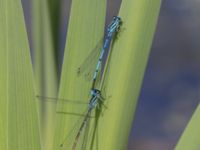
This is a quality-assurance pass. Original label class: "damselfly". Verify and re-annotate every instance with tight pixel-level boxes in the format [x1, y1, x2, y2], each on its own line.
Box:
[37, 16, 122, 150]
[77, 16, 122, 86]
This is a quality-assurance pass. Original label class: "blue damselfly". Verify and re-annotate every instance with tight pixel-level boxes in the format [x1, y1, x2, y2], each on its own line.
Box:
[37, 16, 122, 150]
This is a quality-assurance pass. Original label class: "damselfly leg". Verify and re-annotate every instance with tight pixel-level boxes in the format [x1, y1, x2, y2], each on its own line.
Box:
[36, 95, 97, 150]
[36, 16, 122, 150]
[59, 94, 105, 150]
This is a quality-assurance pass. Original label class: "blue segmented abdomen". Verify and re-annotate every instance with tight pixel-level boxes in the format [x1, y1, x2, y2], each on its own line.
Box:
[92, 34, 113, 82]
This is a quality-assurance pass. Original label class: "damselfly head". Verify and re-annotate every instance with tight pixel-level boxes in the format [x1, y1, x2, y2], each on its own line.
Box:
[91, 88, 101, 97]
[107, 16, 122, 34]
[113, 16, 121, 23]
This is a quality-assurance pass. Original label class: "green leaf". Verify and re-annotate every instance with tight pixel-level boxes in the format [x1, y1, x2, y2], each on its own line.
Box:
[0, 0, 41, 149]
[94, 0, 161, 149]
[0, 0, 8, 149]
[175, 104, 200, 150]
[53, 0, 161, 149]
[53, 0, 106, 149]
[32, 0, 58, 150]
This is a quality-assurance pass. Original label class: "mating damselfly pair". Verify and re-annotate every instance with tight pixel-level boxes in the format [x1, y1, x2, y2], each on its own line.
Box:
[37, 16, 122, 150]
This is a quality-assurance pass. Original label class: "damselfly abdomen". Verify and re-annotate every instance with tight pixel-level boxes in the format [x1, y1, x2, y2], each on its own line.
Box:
[36, 16, 122, 150]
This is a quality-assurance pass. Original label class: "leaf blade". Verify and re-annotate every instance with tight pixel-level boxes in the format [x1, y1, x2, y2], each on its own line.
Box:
[3, 0, 41, 149]
[53, 0, 107, 149]
[0, 0, 8, 149]
[95, 0, 161, 149]
[175, 104, 200, 150]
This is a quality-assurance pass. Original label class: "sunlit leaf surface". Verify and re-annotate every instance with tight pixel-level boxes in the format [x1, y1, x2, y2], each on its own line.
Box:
[0, 0, 41, 149]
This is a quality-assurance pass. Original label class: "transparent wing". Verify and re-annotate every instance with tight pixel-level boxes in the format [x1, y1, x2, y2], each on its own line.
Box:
[59, 109, 95, 150]
[80, 112, 92, 150]
[59, 105, 105, 150]
[36, 95, 91, 118]
[36, 95, 94, 149]
[77, 38, 103, 82]
[36, 95, 89, 105]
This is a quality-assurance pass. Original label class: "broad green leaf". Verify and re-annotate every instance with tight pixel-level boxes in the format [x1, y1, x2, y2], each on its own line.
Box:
[32, 0, 58, 150]
[175, 104, 200, 150]
[0, 0, 41, 149]
[0, 0, 8, 149]
[96, 0, 161, 149]
[53, 0, 106, 149]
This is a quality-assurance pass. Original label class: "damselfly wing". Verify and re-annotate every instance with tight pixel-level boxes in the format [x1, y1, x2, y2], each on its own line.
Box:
[77, 38, 103, 82]
[36, 95, 97, 150]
